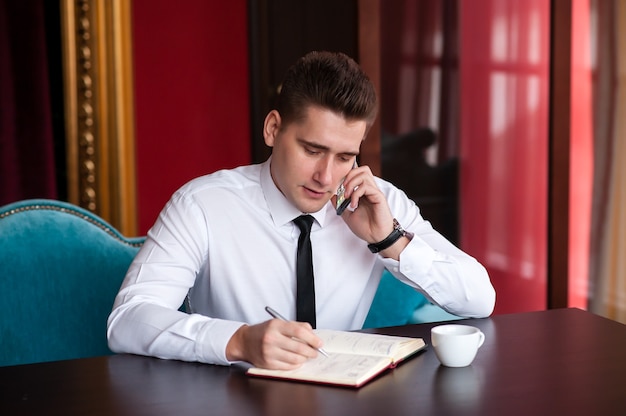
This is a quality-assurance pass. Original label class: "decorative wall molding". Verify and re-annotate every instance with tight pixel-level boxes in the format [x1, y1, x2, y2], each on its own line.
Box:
[60, 0, 138, 236]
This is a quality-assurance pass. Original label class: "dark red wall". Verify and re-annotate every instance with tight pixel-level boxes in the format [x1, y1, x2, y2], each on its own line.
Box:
[132, 0, 251, 234]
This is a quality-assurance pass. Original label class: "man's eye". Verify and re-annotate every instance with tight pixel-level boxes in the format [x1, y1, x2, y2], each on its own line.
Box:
[305, 148, 319, 155]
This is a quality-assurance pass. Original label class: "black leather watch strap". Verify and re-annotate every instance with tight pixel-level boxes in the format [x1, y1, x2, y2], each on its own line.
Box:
[367, 219, 407, 253]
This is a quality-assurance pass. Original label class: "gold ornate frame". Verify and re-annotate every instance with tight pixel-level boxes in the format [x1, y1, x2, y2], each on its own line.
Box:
[60, 0, 137, 236]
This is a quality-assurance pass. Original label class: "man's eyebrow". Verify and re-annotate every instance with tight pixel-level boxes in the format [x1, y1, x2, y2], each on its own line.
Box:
[297, 138, 359, 157]
[298, 138, 329, 151]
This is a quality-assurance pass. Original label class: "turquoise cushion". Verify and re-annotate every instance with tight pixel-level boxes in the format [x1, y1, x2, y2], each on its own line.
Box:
[363, 270, 462, 328]
[362, 270, 429, 328]
[0, 199, 144, 366]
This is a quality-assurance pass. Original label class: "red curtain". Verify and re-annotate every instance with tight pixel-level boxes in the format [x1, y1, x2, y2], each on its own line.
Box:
[459, 0, 550, 314]
[0, 0, 57, 206]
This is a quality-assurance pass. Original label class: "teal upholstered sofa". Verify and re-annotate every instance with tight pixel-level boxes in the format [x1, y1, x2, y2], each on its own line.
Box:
[0, 199, 144, 366]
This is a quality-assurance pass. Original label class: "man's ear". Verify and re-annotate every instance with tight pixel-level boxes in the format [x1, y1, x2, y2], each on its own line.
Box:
[263, 110, 281, 147]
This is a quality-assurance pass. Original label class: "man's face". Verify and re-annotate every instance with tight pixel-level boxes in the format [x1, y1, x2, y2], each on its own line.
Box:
[264, 106, 366, 214]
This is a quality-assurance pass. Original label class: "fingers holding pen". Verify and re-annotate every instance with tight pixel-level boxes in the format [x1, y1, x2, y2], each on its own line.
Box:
[228, 319, 323, 370]
[261, 319, 322, 367]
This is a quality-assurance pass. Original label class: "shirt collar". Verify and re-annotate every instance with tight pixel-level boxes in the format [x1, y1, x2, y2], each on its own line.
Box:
[260, 157, 334, 228]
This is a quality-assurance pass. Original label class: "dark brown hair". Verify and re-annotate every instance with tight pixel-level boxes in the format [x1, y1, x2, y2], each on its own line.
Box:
[276, 51, 378, 130]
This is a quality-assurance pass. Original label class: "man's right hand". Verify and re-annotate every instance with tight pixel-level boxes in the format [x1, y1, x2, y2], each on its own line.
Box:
[225, 319, 324, 369]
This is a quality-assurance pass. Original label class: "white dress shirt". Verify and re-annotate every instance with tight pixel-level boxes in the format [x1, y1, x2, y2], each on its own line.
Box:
[107, 158, 495, 365]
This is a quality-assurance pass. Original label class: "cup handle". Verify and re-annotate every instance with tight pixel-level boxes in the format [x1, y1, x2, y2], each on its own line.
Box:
[477, 331, 485, 349]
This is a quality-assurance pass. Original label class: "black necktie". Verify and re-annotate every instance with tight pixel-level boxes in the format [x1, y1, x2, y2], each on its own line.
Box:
[293, 215, 316, 328]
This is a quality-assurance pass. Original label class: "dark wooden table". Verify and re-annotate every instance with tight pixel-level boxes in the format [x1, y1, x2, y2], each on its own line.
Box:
[1, 308, 625, 415]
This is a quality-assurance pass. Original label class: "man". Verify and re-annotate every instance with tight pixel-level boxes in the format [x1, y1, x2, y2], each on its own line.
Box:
[107, 51, 495, 370]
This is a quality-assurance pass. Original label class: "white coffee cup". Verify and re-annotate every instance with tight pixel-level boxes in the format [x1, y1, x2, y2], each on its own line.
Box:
[431, 324, 485, 367]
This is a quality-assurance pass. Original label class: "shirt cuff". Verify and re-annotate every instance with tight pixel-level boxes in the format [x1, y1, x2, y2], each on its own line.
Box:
[379, 234, 452, 303]
[381, 234, 439, 277]
[195, 317, 247, 366]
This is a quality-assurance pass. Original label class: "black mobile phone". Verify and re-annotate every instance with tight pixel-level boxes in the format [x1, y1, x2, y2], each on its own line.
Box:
[336, 161, 358, 215]
[336, 182, 350, 215]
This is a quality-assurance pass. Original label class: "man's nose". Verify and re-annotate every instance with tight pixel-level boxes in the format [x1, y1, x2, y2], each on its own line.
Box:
[313, 157, 333, 186]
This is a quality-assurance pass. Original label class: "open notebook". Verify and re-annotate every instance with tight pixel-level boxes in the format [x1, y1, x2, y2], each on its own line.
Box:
[247, 329, 426, 388]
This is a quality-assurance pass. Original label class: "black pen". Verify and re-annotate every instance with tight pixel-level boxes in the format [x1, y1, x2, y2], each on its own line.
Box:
[265, 306, 329, 357]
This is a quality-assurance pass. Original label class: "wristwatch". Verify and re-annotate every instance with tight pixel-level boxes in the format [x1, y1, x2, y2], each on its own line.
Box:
[367, 219, 410, 253]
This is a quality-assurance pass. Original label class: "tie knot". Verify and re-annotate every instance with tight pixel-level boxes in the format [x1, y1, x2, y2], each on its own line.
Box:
[293, 215, 314, 233]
